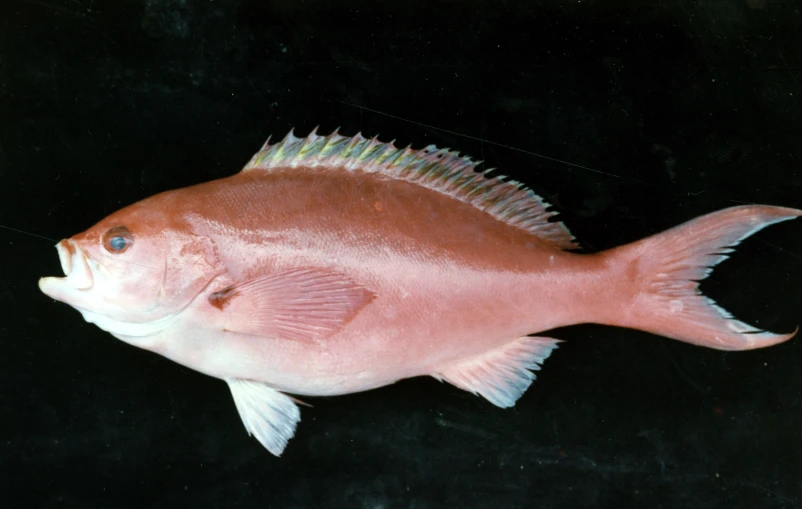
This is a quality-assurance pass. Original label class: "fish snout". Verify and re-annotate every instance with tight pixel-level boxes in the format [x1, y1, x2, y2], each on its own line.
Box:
[39, 239, 95, 296]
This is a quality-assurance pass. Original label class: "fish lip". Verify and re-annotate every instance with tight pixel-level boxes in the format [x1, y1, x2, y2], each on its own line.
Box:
[45, 239, 94, 290]
[56, 240, 74, 275]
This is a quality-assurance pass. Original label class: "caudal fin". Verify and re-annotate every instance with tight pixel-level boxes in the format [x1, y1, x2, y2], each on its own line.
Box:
[609, 205, 801, 351]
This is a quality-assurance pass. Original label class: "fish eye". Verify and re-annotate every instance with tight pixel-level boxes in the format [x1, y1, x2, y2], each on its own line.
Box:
[102, 226, 134, 254]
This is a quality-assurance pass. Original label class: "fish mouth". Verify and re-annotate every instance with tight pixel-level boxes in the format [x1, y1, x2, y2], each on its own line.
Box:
[39, 239, 95, 297]
[56, 239, 73, 276]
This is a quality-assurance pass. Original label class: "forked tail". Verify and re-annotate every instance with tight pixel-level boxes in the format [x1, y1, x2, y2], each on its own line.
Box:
[605, 205, 801, 350]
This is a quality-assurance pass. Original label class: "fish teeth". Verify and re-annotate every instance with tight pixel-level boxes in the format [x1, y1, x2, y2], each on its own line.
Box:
[56, 240, 73, 276]
[58, 240, 93, 290]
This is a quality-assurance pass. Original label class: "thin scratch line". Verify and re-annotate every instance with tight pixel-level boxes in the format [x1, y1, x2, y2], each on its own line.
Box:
[24, 0, 76, 15]
[0, 224, 57, 242]
[664, 344, 711, 395]
[338, 100, 649, 185]
[247, 77, 267, 105]
[24, 0, 95, 20]
[779, 50, 801, 91]
[738, 476, 798, 505]
[0, 223, 160, 271]
[757, 237, 802, 260]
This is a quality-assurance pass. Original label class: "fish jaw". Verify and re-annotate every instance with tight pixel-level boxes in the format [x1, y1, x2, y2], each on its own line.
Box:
[39, 239, 96, 303]
[38, 238, 189, 340]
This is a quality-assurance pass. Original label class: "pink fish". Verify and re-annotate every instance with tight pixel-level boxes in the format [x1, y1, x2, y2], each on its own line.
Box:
[39, 129, 800, 456]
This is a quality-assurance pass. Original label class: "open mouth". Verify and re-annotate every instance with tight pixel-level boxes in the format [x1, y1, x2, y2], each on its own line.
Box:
[49, 239, 94, 290]
[56, 239, 73, 275]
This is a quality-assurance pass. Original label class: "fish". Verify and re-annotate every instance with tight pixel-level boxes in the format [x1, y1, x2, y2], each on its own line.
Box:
[39, 128, 800, 456]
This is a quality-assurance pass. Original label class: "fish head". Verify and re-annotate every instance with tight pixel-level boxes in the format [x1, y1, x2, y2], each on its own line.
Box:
[38, 197, 220, 337]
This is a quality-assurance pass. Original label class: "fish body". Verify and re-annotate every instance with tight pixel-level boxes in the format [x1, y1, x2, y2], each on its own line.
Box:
[39, 130, 800, 455]
[126, 168, 599, 394]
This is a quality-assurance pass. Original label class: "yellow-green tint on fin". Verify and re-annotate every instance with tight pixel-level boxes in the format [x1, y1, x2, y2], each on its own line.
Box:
[241, 129, 579, 250]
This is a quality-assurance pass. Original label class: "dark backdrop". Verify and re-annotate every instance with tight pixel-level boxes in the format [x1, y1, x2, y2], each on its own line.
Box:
[2, 0, 801, 507]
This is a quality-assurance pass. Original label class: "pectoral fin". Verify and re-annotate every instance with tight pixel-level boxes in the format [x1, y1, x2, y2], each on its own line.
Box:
[433, 336, 561, 408]
[226, 378, 301, 456]
[209, 267, 375, 343]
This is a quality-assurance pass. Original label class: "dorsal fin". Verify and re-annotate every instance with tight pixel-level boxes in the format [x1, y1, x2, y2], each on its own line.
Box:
[242, 128, 579, 250]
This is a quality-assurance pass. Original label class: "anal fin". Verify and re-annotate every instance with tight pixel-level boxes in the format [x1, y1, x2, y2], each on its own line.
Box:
[433, 336, 561, 408]
[226, 378, 301, 456]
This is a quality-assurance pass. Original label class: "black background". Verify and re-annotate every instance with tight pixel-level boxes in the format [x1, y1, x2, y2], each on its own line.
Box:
[2, 0, 802, 507]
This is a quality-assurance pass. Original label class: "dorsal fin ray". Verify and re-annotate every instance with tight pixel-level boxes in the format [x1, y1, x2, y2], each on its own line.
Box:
[242, 129, 579, 250]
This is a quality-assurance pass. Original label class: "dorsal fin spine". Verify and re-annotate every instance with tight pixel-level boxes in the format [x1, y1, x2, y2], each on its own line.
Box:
[242, 129, 579, 250]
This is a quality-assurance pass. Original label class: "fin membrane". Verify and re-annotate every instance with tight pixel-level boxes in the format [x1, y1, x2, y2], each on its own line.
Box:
[227, 378, 300, 456]
[433, 336, 561, 408]
[621, 204, 801, 350]
[242, 129, 578, 250]
[210, 267, 375, 342]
